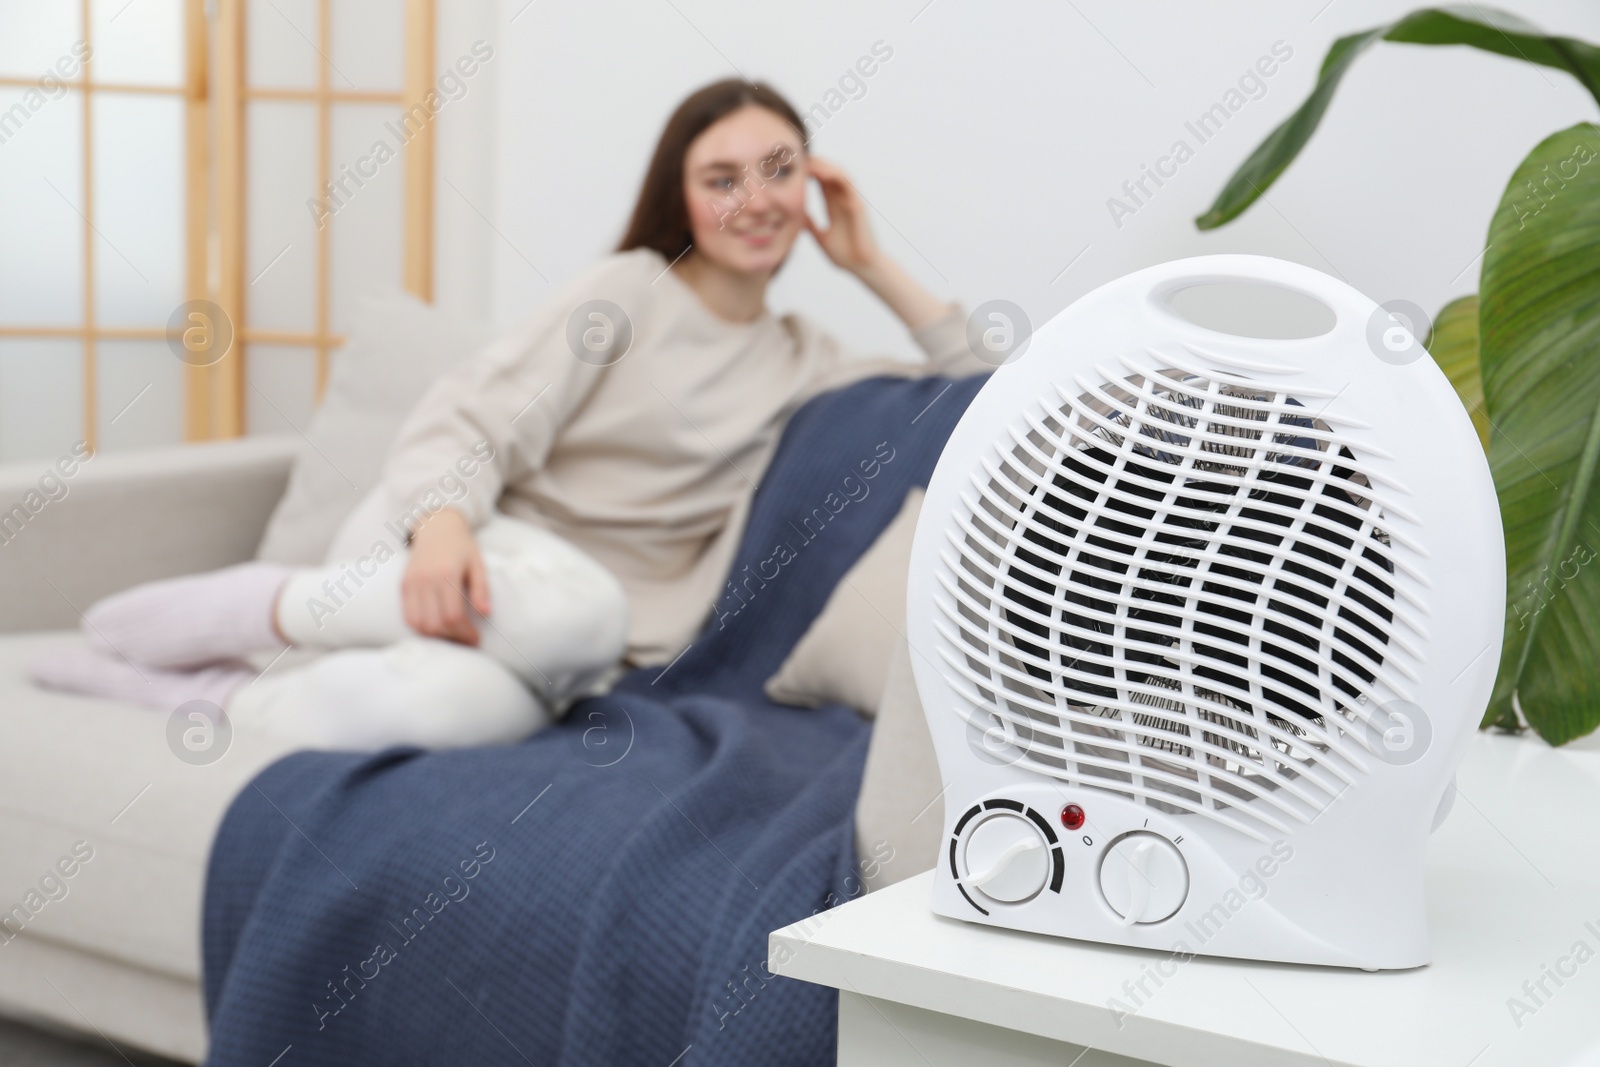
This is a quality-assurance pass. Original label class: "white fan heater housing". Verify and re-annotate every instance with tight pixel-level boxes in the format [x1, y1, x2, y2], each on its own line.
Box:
[908, 256, 1503, 969]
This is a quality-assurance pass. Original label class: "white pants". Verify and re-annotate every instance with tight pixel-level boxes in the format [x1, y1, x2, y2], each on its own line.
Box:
[230, 491, 629, 751]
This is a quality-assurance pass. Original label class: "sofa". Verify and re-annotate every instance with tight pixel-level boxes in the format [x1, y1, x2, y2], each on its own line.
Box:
[0, 436, 307, 1062]
[0, 301, 950, 1062]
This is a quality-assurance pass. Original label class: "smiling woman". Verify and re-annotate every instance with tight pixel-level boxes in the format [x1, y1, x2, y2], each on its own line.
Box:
[617, 81, 808, 271]
[33, 75, 993, 756]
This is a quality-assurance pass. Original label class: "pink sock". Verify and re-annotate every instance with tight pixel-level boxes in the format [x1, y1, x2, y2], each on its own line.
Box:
[29, 646, 254, 711]
[82, 562, 291, 670]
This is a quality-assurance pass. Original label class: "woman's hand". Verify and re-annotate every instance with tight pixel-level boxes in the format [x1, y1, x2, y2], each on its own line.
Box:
[804, 156, 883, 276]
[805, 156, 952, 333]
[402, 507, 492, 646]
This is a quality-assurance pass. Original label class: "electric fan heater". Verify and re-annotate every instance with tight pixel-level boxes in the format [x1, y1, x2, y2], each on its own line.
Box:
[908, 256, 1503, 969]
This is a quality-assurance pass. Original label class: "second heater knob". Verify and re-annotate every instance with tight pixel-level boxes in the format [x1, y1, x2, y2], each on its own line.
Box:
[1098, 832, 1188, 924]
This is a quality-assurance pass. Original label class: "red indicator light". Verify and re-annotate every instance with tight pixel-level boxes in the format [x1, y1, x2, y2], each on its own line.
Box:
[1060, 804, 1085, 831]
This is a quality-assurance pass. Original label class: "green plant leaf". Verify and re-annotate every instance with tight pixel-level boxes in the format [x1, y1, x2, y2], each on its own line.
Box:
[1479, 123, 1600, 744]
[1195, 8, 1600, 230]
[1424, 294, 1488, 450]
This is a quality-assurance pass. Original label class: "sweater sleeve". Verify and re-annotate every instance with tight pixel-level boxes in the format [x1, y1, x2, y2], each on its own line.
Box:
[909, 302, 995, 376]
[381, 316, 600, 532]
[382, 251, 663, 532]
[795, 301, 992, 404]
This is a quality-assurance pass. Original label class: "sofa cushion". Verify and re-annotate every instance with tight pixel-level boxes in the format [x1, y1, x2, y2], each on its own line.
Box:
[255, 293, 489, 565]
[763, 488, 923, 717]
[854, 635, 944, 892]
[0, 438, 295, 634]
[0, 632, 303, 982]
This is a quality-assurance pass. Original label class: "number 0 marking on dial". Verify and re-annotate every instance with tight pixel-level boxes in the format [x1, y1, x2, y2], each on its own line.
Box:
[1082, 835, 1092, 846]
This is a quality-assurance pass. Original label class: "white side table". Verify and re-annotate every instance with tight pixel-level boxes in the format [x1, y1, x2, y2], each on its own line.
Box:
[769, 732, 1600, 1066]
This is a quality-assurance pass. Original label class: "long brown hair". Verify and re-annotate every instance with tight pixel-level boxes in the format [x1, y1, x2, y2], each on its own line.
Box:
[617, 79, 806, 261]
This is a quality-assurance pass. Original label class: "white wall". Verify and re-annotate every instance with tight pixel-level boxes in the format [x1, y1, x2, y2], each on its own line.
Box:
[433, 0, 503, 324]
[472, 0, 1600, 357]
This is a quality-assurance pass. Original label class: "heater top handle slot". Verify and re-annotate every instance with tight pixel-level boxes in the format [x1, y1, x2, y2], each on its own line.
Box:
[1137, 255, 1370, 353]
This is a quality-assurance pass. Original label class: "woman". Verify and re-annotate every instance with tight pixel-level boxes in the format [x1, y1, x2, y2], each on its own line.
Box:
[32, 79, 989, 748]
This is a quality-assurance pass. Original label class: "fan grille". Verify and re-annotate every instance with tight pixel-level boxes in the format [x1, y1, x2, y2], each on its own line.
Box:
[935, 363, 1425, 841]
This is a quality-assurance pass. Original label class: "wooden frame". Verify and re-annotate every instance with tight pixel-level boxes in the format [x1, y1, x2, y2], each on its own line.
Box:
[404, 0, 436, 304]
[0, 0, 437, 447]
[183, 0, 213, 439]
[219, 0, 436, 429]
[0, 1, 192, 452]
[210, 0, 245, 439]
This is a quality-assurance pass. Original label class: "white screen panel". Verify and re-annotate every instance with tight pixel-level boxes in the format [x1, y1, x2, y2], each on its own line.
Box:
[88, 0, 182, 88]
[328, 103, 405, 333]
[0, 6, 82, 80]
[246, 0, 319, 89]
[246, 344, 317, 437]
[93, 93, 185, 327]
[331, 0, 403, 92]
[0, 87, 84, 326]
[95, 340, 184, 453]
[246, 99, 318, 332]
[0, 339, 83, 463]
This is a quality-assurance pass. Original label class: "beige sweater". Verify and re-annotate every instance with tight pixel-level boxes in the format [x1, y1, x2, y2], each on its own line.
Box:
[383, 248, 990, 666]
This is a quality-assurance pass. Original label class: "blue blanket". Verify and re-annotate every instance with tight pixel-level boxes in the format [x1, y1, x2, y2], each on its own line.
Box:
[201, 372, 985, 1066]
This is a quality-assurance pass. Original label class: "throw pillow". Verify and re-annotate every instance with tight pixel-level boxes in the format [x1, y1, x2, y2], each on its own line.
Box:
[763, 487, 923, 717]
[254, 293, 488, 564]
[855, 635, 944, 892]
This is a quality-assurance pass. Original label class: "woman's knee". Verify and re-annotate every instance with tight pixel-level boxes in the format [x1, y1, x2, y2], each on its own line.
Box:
[232, 640, 549, 750]
[380, 640, 550, 747]
[474, 520, 630, 692]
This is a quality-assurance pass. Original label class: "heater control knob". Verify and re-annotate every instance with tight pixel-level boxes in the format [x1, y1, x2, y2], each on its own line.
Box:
[963, 814, 1049, 903]
[1098, 833, 1188, 924]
